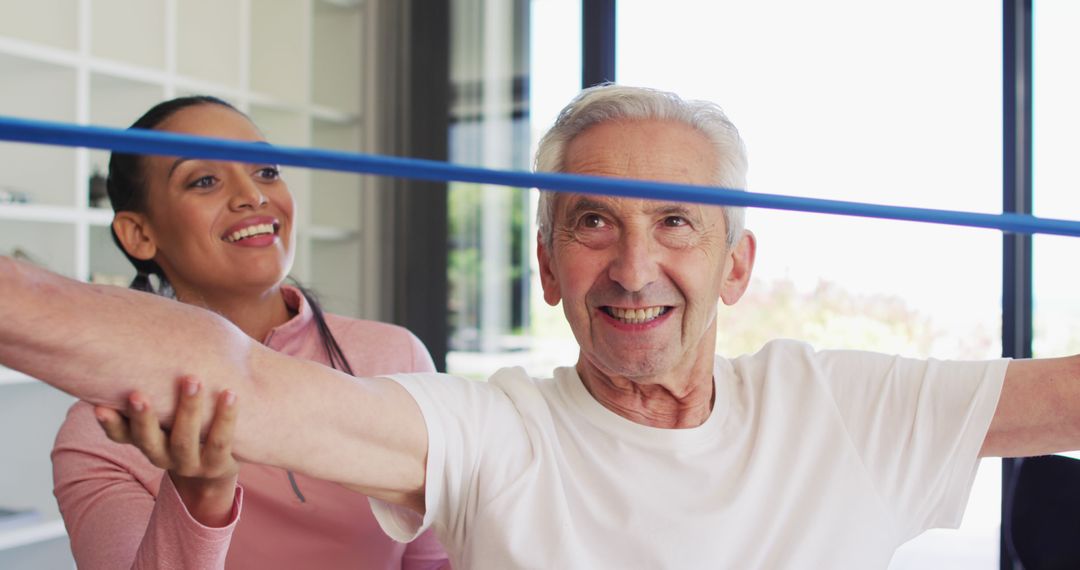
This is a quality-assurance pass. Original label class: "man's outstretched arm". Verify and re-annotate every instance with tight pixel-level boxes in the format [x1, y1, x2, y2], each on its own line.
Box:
[0, 256, 428, 511]
[982, 355, 1080, 458]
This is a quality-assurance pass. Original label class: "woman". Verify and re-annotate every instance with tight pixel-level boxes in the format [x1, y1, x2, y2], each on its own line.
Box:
[50, 96, 449, 569]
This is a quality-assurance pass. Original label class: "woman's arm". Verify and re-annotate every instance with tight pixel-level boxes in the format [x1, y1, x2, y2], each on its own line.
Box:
[3, 256, 428, 510]
[52, 402, 238, 570]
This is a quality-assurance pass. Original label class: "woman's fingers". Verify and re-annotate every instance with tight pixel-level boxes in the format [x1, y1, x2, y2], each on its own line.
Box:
[168, 377, 203, 475]
[94, 406, 132, 445]
[97, 378, 238, 480]
[127, 392, 171, 468]
[201, 390, 238, 473]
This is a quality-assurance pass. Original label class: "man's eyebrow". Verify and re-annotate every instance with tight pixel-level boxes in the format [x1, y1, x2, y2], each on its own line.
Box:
[561, 197, 614, 225]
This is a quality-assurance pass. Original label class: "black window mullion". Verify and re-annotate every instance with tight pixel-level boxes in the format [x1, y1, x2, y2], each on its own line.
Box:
[1000, 0, 1034, 568]
[582, 0, 616, 88]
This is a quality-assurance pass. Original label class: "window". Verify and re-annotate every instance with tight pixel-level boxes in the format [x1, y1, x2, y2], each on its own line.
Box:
[1033, 0, 1080, 360]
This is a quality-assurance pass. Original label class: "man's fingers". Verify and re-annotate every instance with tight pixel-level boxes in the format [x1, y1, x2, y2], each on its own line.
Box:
[94, 406, 132, 445]
[201, 390, 238, 470]
[168, 377, 203, 472]
[127, 392, 171, 468]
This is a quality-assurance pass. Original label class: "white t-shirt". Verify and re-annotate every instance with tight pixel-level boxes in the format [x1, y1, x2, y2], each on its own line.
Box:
[371, 340, 1008, 569]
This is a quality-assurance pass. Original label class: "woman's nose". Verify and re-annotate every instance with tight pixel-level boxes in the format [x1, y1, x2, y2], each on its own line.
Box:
[229, 175, 268, 210]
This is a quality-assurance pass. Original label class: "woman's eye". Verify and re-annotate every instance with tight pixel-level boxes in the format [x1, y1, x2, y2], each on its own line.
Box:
[663, 216, 688, 228]
[257, 166, 281, 180]
[188, 176, 216, 189]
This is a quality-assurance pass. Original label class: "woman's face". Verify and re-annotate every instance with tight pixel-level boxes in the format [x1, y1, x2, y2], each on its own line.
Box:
[137, 104, 296, 300]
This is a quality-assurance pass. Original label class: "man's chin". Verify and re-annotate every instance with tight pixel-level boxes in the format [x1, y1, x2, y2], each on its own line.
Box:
[581, 352, 677, 383]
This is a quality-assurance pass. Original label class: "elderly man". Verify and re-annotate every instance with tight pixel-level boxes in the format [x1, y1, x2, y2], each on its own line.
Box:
[2, 84, 1078, 568]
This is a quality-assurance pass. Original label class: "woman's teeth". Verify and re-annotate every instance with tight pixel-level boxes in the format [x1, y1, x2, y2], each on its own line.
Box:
[225, 223, 275, 243]
[605, 306, 668, 324]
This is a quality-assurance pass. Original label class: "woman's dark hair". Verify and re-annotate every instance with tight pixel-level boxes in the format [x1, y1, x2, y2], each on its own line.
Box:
[295, 285, 355, 375]
[110, 96, 354, 376]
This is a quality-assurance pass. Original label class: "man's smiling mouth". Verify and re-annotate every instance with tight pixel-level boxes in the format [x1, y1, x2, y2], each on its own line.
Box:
[602, 306, 671, 324]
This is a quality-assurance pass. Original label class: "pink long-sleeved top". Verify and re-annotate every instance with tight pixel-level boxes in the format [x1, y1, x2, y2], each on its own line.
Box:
[51, 286, 450, 569]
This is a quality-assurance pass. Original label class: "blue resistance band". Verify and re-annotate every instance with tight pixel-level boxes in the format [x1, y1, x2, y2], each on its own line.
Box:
[1, 114, 1078, 238]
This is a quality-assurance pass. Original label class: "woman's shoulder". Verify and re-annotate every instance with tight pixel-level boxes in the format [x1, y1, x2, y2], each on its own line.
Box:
[321, 313, 415, 343]
[54, 401, 110, 444]
[320, 313, 435, 375]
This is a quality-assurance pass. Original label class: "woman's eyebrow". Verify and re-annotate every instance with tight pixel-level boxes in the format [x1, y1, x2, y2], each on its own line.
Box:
[167, 145, 276, 179]
[167, 157, 195, 179]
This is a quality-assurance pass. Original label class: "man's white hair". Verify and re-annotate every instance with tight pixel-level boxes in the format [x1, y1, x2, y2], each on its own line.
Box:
[534, 84, 748, 250]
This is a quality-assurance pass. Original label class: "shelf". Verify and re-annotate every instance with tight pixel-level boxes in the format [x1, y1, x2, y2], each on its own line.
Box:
[318, 0, 365, 8]
[176, 0, 243, 88]
[87, 57, 171, 90]
[89, 225, 133, 286]
[0, 52, 77, 207]
[0, 1, 77, 52]
[0, 219, 76, 277]
[311, 237, 362, 317]
[245, 92, 307, 116]
[309, 104, 360, 125]
[311, 119, 362, 231]
[307, 225, 361, 242]
[0, 204, 112, 225]
[90, 0, 166, 70]
[249, 106, 309, 147]
[312, 0, 363, 115]
[173, 76, 248, 105]
[0, 36, 79, 70]
[0, 518, 66, 552]
[249, 0, 309, 105]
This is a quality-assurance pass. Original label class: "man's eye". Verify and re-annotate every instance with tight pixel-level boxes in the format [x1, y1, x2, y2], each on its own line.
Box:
[664, 216, 688, 227]
[580, 214, 606, 229]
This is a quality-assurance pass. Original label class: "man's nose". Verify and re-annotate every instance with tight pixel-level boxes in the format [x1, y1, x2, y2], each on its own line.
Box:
[607, 229, 660, 293]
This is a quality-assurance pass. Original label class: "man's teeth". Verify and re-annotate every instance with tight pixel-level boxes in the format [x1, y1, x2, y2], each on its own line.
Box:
[225, 223, 275, 243]
[607, 306, 667, 324]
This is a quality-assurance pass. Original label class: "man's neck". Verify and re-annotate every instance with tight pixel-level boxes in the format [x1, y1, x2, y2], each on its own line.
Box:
[575, 355, 716, 429]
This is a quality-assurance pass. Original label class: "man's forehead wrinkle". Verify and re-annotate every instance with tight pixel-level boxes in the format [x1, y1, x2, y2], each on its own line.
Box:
[564, 152, 630, 179]
[646, 202, 692, 215]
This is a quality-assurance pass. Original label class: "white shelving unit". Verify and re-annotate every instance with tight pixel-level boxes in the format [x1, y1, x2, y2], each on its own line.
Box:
[0, 0, 370, 565]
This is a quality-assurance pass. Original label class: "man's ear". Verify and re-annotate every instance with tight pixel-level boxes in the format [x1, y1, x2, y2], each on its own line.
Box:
[112, 212, 158, 261]
[719, 230, 756, 306]
[537, 232, 562, 306]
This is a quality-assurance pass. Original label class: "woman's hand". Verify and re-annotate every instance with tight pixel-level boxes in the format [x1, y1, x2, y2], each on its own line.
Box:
[95, 377, 240, 527]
